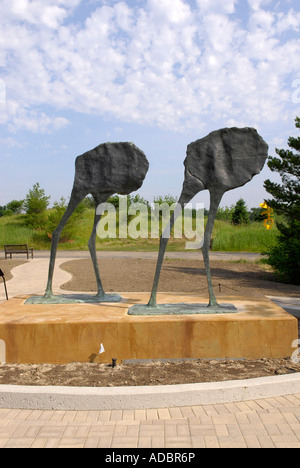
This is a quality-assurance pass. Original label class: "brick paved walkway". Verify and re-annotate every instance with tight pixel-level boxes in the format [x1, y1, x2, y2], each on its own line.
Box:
[1, 394, 300, 448]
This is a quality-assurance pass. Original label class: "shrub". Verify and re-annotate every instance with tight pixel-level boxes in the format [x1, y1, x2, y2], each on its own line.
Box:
[263, 117, 300, 284]
[24, 183, 50, 229]
[231, 199, 250, 225]
[46, 197, 87, 242]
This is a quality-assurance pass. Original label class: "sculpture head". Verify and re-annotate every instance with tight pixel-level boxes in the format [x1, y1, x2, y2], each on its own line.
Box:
[74, 142, 149, 196]
[185, 127, 269, 194]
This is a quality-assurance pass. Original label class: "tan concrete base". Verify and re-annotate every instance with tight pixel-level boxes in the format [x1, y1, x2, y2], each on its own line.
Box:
[0, 293, 297, 364]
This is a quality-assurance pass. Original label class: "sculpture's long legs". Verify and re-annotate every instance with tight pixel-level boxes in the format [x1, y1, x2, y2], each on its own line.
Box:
[88, 194, 113, 298]
[45, 191, 84, 298]
[147, 205, 182, 307]
[202, 190, 224, 308]
[147, 170, 224, 309]
[148, 178, 202, 308]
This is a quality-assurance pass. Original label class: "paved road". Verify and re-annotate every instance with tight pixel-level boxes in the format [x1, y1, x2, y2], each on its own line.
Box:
[0, 253, 300, 449]
[2, 249, 261, 261]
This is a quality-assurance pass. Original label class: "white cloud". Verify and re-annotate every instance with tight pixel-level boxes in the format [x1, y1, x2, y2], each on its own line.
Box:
[275, 9, 300, 34]
[3, 0, 80, 28]
[1, 104, 70, 134]
[0, 0, 300, 133]
[247, 0, 273, 12]
[196, 0, 238, 14]
[249, 8, 275, 30]
[148, 0, 192, 24]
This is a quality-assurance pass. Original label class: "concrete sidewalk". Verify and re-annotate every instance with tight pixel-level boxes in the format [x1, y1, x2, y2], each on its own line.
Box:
[6, 249, 262, 261]
[0, 256, 300, 448]
[0, 257, 75, 302]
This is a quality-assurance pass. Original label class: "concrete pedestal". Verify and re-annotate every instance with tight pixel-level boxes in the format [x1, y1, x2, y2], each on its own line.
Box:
[0, 293, 297, 364]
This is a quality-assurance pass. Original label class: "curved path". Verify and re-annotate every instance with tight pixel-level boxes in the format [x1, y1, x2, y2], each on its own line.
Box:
[0, 258, 73, 302]
[24, 249, 262, 261]
[0, 253, 299, 448]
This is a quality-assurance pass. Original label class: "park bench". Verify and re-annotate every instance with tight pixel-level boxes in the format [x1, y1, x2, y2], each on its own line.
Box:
[4, 244, 34, 260]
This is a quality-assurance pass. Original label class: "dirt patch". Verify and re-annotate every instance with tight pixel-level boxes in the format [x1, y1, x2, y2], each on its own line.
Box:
[0, 256, 299, 387]
[60, 257, 300, 298]
[1, 358, 300, 387]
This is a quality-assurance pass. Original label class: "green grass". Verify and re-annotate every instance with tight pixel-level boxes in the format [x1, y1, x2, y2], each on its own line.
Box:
[0, 215, 45, 247]
[0, 212, 279, 252]
[212, 220, 279, 252]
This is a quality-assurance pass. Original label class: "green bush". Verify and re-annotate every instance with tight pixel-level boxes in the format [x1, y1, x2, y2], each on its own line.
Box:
[265, 225, 300, 284]
[231, 199, 250, 225]
[46, 197, 87, 243]
[263, 117, 300, 284]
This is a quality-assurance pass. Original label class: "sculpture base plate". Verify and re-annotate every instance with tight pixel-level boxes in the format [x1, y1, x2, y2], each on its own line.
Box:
[0, 293, 297, 364]
[128, 303, 237, 315]
[25, 293, 122, 305]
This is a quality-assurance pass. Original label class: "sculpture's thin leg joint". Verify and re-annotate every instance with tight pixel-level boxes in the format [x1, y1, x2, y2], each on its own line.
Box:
[89, 193, 114, 298]
[88, 209, 105, 298]
[202, 191, 223, 308]
[148, 184, 198, 307]
[45, 193, 83, 298]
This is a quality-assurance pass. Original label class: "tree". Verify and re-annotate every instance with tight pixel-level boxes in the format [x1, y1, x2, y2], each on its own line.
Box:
[0, 200, 24, 217]
[263, 117, 300, 284]
[249, 206, 268, 222]
[0, 205, 10, 217]
[231, 199, 250, 225]
[153, 194, 178, 206]
[24, 183, 50, 229]
[107, 195, 122, 211]
[6, 200, 24, 214]
[216, 205, 234, 221]
[81, 196, 95, 209]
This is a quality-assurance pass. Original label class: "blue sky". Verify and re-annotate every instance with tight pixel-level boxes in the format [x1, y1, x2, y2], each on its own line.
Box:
[1, 0, 300, 209]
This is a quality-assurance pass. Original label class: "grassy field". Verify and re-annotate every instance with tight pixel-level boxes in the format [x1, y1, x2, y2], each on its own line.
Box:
[0, 210, 279, 252]
[211, 220, 278, 253]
